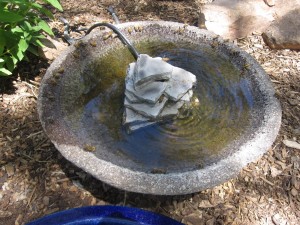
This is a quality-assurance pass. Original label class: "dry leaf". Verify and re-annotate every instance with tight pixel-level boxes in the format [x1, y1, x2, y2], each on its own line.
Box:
[282, 140, 300, 150]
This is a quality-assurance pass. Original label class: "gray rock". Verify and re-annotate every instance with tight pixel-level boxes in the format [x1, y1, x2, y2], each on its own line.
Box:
[124, 96, 168, 118]
[181, 90, 194, 102]
[123, 108, 157, 132]
[292, 128, 300, 136]
[133, 54, 173, 87]
[264, 0, 276, 7]
[272, 213, 288, 225]
[124, 54, 196, 130]
[262, 8, 300, 50]
[201, 0, 299, 40]
[160, 100, 185, 118]
[124, 90, 140, 103]
[123, 108, 150, 125]
[125, 63, 135, 81]
[164, 67, 196, 101]
[126, 76, 167, 104]
[127, 121, 156, 132]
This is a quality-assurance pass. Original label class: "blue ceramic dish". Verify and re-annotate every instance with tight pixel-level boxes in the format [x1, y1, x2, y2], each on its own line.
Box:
[26, 205, 184, 225]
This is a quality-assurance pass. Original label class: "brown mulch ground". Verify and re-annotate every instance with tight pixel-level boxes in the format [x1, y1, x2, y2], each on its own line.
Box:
[0, 1, 300, 224]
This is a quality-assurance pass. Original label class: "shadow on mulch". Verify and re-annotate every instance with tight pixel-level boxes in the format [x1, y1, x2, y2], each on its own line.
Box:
[58, 155, 194, 212]
[0, 55, 49, 95]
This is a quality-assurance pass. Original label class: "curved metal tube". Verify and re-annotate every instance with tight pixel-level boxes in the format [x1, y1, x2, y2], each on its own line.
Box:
[107, 6, 120, 24]
[86, 23, 139, 60]
[59, 18, 139, 60]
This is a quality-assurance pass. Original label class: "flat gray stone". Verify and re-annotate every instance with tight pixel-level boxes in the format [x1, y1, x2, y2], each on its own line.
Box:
[126, 76, 167, 104]
[180, 90, 194, 102]
[125, 63, 135, 82]
[159, 100, 185, 118]
[262, 8, 300, 50]
[128, 121, 156, 132]
[164, 67, 196, 101]
[123, 108, 150, 125]
[134, 54, 173, 87]
[124, 90, 140, 103]
[123, 108, 156, 132]
[124, 96, 168, 118]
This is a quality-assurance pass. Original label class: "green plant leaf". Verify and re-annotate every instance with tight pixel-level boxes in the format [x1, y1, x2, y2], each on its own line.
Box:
[11, 47, 24, 61]
[27, 45, 39, 56]
[0, 0, 62, 77]
[1, 0, 28, 4]
[32, 34, 46, 39]
[21, 21, 32, 31]
[31, 3, 54, 19]
[25, 33, 32, 42]
[10, 54, 18, 65]
[31, 38, 44, 48]
[0, 10, 24, 23]
[0, 32, 5, 54]
[0, 67, 12, 76]
[11, 26, 24, 33]
[31, 26, 42, 32]
[38, 20, 54, 36]
[42, 0, 63, 11]
[3, 31, 20, 49]
[18, 39, 29, 52]
[3, 56, 15, 71]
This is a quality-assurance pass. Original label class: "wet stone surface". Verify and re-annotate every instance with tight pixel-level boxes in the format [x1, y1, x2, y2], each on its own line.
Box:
[123, 54, 196, 132]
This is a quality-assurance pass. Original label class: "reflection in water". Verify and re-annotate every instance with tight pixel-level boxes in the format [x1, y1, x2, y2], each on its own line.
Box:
[66, 41, 255, 171]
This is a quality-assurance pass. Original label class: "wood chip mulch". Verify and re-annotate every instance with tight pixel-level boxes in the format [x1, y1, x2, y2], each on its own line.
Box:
[0, 1, 299, 224]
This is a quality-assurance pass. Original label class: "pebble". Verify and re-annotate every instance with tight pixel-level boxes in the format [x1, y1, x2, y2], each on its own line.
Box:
[288, 98, 298, 106]
[43, 196, 50, 206]
[264, 0, 275, 7]
[253, 44, 263, 49]
[272, 213, 287, 225]
[290, 188, 298, 197]
[97, 200, 107, 206]
[292, 128, 300, 135]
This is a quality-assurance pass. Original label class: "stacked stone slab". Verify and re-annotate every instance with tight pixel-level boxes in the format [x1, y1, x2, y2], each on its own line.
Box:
[123, 54, 196, 131]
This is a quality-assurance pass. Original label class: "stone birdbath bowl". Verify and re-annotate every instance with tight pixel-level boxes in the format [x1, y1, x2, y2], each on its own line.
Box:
[38, 21, 281, 195]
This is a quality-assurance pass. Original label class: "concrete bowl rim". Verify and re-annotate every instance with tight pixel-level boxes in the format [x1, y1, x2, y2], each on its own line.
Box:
[38, 21, 282, 195]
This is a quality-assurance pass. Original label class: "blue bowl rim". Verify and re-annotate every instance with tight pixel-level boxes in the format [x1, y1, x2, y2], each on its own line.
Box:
[26, 205, 183, 225]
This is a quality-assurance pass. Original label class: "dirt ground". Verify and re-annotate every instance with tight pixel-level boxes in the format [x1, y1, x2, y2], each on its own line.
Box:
[0, 1, 300, 224]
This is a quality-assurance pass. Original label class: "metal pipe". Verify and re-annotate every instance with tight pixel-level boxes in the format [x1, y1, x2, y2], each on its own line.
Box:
[86, 23, 139, 60]
[59, 18, 139, 60]
[107, 6, 120, 24]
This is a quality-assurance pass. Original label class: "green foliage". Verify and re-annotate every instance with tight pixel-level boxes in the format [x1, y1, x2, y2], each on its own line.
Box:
[0, 0, 63, 76]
